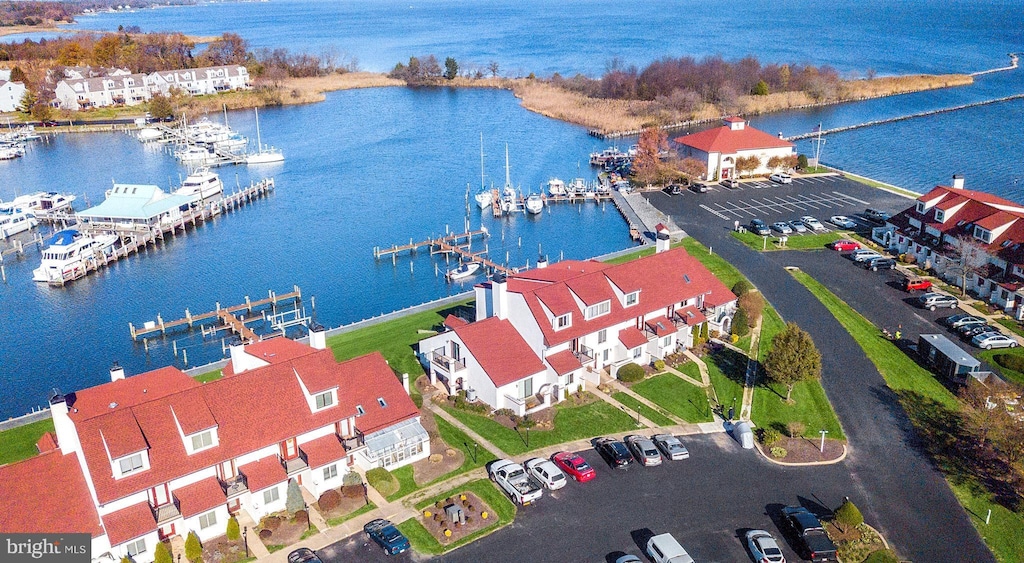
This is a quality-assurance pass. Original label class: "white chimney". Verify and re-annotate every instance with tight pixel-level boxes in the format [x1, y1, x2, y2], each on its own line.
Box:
[309, 323, 326, 350]
[951, 174, 965, 189]
[109, 362, 125, 382]
[228, 337, 247, 372]
[48, 389, 81, 455]
[537, 255, 548, 269]
[474, 284, 490, 321]
[655, 225, 671, 253]
[402, 373, 410, 395]
[492, 273, 509, 320]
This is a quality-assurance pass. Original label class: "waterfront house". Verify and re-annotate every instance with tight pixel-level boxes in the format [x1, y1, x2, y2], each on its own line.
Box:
[673, 117, 795, 181]
[54, 73, 153, 111]
[149, 65, 251, 96]
[0, 79, 26, 112]
[0, 334, 427, 563]
[417, 236, 736, 415]
[873, 175, 1024, 318]
[76, 184, 198, 231]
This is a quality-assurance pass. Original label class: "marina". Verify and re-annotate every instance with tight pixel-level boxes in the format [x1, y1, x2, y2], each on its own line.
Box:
[129, 286, 303, 341]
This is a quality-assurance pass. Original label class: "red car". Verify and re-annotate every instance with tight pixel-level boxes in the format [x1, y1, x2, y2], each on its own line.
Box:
[904, 277, 933, 292]
[831, 239, 861, 252]
[551, 451, 596, 482]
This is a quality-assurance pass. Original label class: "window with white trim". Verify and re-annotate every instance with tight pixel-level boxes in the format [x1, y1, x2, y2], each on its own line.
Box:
[934, 209, 945, 222]
[633, 347, 642, 358]
[624, 291, 639, 307]
[126, 538, 146, 557]
[199, 510, 217, 530]
[585, 300, 611, 320]
[263, 487, 280, 504]
[554, 314, 571, 330]
[323, 464, 338, 480]
[315, 391, 334, 409]
[191, 430, 213, 451]
[916, 202, 926, 213]
[118, 453, 144, 476]
[974, 226, 991, 243]
[598, 329, 607, 344]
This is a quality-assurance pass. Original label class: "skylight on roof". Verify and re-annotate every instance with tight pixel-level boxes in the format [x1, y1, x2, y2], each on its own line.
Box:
[377, 397, 387, 408]
[683, 274, 691, 283]
[1002, 240, 1013, 248]
[356, 405, 365, 416]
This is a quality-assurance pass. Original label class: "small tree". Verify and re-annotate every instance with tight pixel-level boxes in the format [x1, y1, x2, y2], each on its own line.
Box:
[631, 127, 670, 185]
[834, 497, 864, 529]
[947, 234, 987, 297]
[487, 61, 500, 77]
[154, 541, 172, 563]
[443, 57, 459, 80]
[285, 478, 305, 514]
[732, 308, 750, 337]
[226, 515, 240, 541]
[149, 93, 174, 120]
[19, 89, 37, 113]
[732, 280, 754, 296]
[797, 154, 809, 169]
[735, 155, 761, 177]
[31, 102, 52, 123]
[763, 322, 822, 402]
[766, 155, 785, 171]
[184, 531, 202, 563]
[9, 66, 27, 84]
[738, 291, 765, 326]
[787, 421, 806, 438]
[751, 79, 769, 96]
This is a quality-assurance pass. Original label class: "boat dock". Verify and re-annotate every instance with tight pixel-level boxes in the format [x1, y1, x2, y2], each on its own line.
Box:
[489, 189, 613, 217]
[144, 124, 248, 167]
[373, 226, 516, 276]
[129, 286, 302, 341]
[44, 178, 274, 286]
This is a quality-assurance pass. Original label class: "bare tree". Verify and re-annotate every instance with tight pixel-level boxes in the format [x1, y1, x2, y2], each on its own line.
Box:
[487, 61, 500, 78]
[947, 234, 989, 297]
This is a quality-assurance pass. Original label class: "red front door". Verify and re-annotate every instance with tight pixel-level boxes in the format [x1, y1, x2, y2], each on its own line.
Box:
[281, 438, 297, 460]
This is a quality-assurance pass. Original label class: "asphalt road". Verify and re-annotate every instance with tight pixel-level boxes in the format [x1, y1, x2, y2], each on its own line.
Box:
[320, 434, 862, 563]
[649, 175, 995, 562]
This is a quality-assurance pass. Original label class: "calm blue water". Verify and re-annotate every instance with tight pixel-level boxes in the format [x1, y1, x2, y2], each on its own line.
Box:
[0, 88, 628, 417]
[2, 0, 1024, 418]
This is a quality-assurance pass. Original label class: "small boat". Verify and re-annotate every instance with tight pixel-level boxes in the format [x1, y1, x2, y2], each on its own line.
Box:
[547, 178, 566, 196]
[137, 127, 163, 142]
[245, 107, 285, 164]
[175, 145, 214, 164]
[0, 207, 38, 239]
[475, 189, 493, 209]
[32, 230, 119, 284]
[589, 146, 627, 166]
[567, 178, 587, 195]
[446, 262, 481, 281]
[1, 192, 76, 214]
[525, 193, 544, 214]
[0, 144, 24, 160]
[175, 168, 224, 202]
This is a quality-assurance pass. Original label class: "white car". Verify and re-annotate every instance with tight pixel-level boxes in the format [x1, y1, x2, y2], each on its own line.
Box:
[830, 215, 857, 229]
[788, 220, 808, 233]
[972, 332, 1019, 350]
[771, 222, 793, 235]
[769, 172, 792, 184]
[625, 435, 662, 466]
[850, 249, 882, 262]
[652, 434, 689, 460]
[801, 216, 825, 231]
[523, 458, 568, 490]
[746, 529, 786, 563]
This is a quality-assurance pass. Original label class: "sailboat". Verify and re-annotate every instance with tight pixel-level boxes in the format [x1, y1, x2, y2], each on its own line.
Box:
[474, 133, 492, 209]
[499, 143, 518, 214]
[245, 107, 285, 164]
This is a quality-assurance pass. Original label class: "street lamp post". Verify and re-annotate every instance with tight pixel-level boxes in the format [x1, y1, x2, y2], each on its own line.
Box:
[304, 502, 311, 531]
[243, 526, 248, 558]
[819, 429, 829, 453]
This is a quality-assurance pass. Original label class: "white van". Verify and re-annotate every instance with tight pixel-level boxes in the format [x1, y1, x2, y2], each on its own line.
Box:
[646, 533, 695, 563]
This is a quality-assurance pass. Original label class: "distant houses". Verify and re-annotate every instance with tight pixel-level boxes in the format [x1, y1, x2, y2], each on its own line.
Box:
[53, 65, 251, 111]
[0, 79, 27, 112]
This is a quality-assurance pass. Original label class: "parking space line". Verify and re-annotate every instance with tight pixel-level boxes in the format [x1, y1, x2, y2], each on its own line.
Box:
[834, 191, 871, 205]
[791, 195, 826, 210]
[699, 204, 730, 220]
[769, 197, 804, 212]
[712, 203, 745, 218]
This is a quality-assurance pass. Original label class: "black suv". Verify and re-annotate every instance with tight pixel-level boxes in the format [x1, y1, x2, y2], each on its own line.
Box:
[748, 219, 771, 236]
[595, 437, 633, 469]
[862, 256, 896, 271]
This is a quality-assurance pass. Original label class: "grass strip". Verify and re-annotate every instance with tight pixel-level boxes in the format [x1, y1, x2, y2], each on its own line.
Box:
[976, 347, 1024, 388]
[193, 369, 222, 383]
[631, 374, 713, 423]
[0, 418, 55, 466]
[326, 502, 375, 527]
[610, 392, 677, 427]
[731, 230, 845, 251]
[679, 237, 744, 288]
[751, 380, 845, 439]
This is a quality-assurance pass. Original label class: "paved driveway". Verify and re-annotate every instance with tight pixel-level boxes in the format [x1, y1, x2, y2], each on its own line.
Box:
[648, 181, 995, 562]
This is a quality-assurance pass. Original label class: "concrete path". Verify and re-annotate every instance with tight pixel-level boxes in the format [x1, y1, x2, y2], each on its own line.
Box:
[427, 402, 508, 459]
[740, 315, 763, 421]
[678, 351, 711, 386]
[602, 377, 686, 425]
[300, 487, 329, 532]
[588, 384, 659, 429]
[235, 511, 271, 559]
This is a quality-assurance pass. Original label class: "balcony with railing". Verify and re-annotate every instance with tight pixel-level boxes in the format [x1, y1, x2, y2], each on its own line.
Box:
[431, 351, 467, 375]
[151, 496, 181, 525]
[280, 448, 308, 475]
[220, 472, 248, 499]
[572, 344, 595, 365]
[341, 433, 366, 453]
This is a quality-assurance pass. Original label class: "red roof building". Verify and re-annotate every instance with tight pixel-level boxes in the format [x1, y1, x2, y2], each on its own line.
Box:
[673, 117, 794, 181]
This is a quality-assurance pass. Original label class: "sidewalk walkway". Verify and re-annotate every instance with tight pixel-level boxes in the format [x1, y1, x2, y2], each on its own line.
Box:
[235, 511, 271, 559]
[299, 487, 329, 532]
[740, 315, 763, 421]
[589, 381, 659, 429]
[427, 402, 508, 459]
[603, 378, 686, 425]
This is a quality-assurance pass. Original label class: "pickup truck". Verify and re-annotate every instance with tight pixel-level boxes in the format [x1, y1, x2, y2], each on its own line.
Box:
[781, 506, 838, 562]
[904, 276, 933, 292]
[489, 459, 543, 505]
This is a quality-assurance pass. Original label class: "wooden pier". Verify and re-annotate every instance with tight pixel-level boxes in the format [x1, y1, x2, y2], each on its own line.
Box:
[129, 286, 302, 340]
[45, 178, 274, 286]
[145, 124, 248, 167]
[373, 226, 518, 276]
[490, 188, 613, 218]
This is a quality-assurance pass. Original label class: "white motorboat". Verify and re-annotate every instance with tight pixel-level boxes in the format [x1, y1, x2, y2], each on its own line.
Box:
[1, 191, 76, 214]
[32, 230, 119, 284]
[137, 127, 163, 142]
[175, 168, 224, 202]
[175, 145, 214, 164]
[547, 178, 566, 196]
[245, 107, 285, 164]
[567, 178, 587, 195]
[0, 207, 38, 239]
[525, 193, 544, 214]
[446, 262, 481, 281]
[0, 144, 23, 160]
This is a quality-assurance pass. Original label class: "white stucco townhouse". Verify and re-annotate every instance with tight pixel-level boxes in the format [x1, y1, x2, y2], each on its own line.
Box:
[0, 80, 26, 112]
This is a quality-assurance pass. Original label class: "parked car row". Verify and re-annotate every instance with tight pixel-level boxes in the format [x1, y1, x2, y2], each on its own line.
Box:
[942, 313, 1019, 349]
[748, 216, 828, 236]
[838, 247, 896, 271]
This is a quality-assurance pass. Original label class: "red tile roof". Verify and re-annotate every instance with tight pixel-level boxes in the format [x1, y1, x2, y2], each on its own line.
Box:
[674, 306, 707, 326]
[68, 366, 198, 420]
[168, 394, 217, 435]
[36, 431, 58, 453]
[98, 408, 148, 458]
[74, 345, 417, 504]
[102, 502, 156, 545]
[239, 457, 287, 493]
[619, 327, 648, 349]
[452, 317, 547, 387]
[545, 350, 583, 376]
[645, 316, 677, 336]
[511, 248, 733, 347]
[674, 123, 793, 154]
[222, 337, 315, 377]
[175, 476, 225, 518]
[301, 433, 347, 469]
[0, 451, 103, 536]
[444, 314, 469, 328]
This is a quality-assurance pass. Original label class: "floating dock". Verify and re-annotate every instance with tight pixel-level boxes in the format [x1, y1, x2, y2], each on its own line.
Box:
[373, 227, 518, 277]
[129, 286, 302, 341]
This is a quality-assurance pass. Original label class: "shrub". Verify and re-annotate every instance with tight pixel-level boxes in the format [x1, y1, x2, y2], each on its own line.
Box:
[184, 532, 202, 563]
[834, 497, 865, 528]
[517, 415, 537, 429]
[863, 549, 899, 563]
[258, 528, 273, 540]
[154, 542, 172, 563]
[318, 489, 342, 511]
[286, 478, 305, 514]
[293, 510, 309, 525]
[121, 557, 131, 563]
[787, 421, 806, 438]
[226, 515, 240, 541]
[493, 408, 516, 419]
[342, 471, 363, 487]
[770, 446, 787, 458]
[733, 308, 750, 337]
[367, 467, 398, 496]
[453, 390, 492, 414]
[653, 359, 666, 371]
[732, 280, 754, 296]
[730, 333, 740, 344]
[617, 363, 645, 382]
[797, 154, 809, 169]
[760, 428, 782, 446]
[994, 353, 1024, 374]
[262, 515, 282, 531]
[752, 80, 769, 96]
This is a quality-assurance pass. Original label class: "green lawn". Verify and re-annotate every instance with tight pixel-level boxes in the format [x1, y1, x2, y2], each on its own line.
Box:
[442, 399, 637, 456]
[792, 269, 1023, 561]
[326, 502, 375, 527]
[386, 465, 419, 502]
[995, 317, 1024, 339]
[631, 374, 713, 423]
[752, 380, 845, 439]
[398, 479, 516, 555]
[704, 349, 747, 411]
[976, 347, 1024, 388]
[611, 392, 677, 427]
[193, 369, 222, 383]
[679, 238, 745, 288]
[603, 247, 657, 265]
[755, 306, 787, 362]
[0, 418, 55, 466]
[731, 230, 845, 252]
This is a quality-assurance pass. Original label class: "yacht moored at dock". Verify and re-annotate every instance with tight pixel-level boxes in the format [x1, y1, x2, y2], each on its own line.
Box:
[0, 207, 38, 239]
[174, 168, 224, 202]
[0, 192, 76, 216]
[525, 193, 544, 214]
[547, 178, 566, 196]
[446, 261, 482, 281]
[32, 230, 119, 284]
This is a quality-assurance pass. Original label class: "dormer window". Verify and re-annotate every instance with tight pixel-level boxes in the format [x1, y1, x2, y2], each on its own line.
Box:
[118, 453, 144, 475]
[975, 226, 992, 243]
[315, 390, 335, 410]
[624, 291, 639, 307]
[554, 313, 571, 331]
[585, 300, 611, 320]
[934, 210, 945, 222]
[916, 202, 926, 213]
[191, 430, 213, 451]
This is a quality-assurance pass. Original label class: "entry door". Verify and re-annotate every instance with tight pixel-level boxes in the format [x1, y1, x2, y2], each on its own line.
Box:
[282, 438, 297, 460]
[153, 484, 170, 506]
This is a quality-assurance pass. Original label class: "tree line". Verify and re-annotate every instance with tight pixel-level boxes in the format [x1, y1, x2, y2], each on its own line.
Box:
[0, 0, 194, 27]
